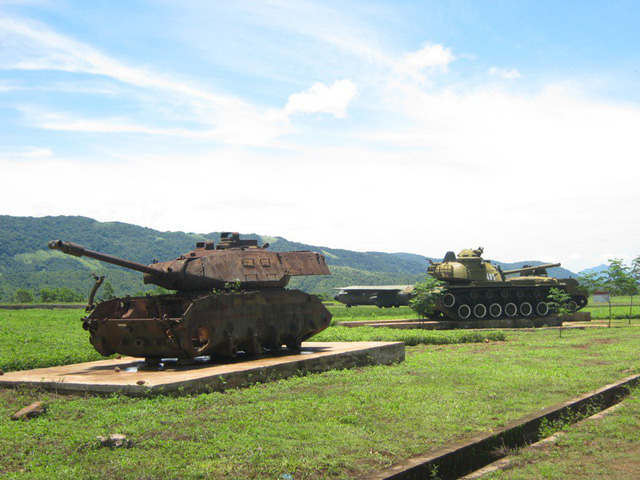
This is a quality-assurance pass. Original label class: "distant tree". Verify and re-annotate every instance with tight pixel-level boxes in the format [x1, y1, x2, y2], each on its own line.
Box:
[59, 288, 84, 303]
[153, 286, 174, 295]
[605, 258, 636, 296]
[39, 287, 83, 303]
[629, 256, 640, 322]
[631, 256, 640, 290]
[39, 288, 55, 303]
[14, 289, 35, 303]
[131, 286, 176, 297]
[100, 282, 116, 301]
[577, 271, 606, 295]
[312, 293, 333, 302]
[409, 277, 443, 318]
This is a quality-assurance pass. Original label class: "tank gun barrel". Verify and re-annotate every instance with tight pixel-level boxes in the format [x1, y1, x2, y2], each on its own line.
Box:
[48, 240, 163, 277]
[502, 263, 561, 276]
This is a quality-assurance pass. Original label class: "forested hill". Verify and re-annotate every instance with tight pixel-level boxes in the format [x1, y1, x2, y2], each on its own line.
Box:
[0, 215, 577, 301]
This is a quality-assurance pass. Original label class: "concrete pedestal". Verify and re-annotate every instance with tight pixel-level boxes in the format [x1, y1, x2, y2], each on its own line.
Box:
[0, 342, 404, 397]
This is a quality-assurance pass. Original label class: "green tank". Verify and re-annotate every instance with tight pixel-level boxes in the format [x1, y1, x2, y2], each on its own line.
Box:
[426, 247, 588, 320]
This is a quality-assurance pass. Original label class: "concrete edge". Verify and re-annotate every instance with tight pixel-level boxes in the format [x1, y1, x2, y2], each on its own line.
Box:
[339, 313, 590, 330]
[461, 401, 628, 479]
[366, 374, 640, 480]
[339, 318, 565, 330]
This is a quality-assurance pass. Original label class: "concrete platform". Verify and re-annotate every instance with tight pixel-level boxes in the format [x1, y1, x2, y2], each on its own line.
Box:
[0, 341, 404, 397]
[561, 311, 592, 322]
[339, 317, 568, 330]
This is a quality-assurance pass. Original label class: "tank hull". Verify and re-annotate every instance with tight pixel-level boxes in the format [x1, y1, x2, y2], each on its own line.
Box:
[84, 290, 332, 359]
[431, 280, 588, 321]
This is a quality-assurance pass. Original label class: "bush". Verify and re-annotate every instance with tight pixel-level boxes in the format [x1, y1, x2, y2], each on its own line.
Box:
[13, 289, 35, 303]
[39, 287, 84, 303]
[409, 276, 444, 318]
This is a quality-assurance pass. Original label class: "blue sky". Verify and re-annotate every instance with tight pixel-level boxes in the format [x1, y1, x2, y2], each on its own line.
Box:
[1, 0, 639, 271]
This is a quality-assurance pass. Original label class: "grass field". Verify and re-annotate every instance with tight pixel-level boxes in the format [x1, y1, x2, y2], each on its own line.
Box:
[1, 309, 639, 478]
[486, 388, 640, 479]
[0, 310, 107, 372]
[328, 304, 416, 323]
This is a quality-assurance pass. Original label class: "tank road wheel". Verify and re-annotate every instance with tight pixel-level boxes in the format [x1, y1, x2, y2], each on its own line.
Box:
[190, 325, 212, 356]
[577, 297, 588, 308]
[489, 303, 502, 318]
[224, 338, 238, 358]
[473, 304, 487, 319]
[264, 325, 283, 351]
[442, 293, 456, 308]
[568, 300, 578, 312]
[458, 304, 472, 320]
[243, 328, 262, 356]
[286, 338, 303, 351]
[536, 302, 550, 317]
[520, 302, 533, 317]
[504, 303, 518, 317]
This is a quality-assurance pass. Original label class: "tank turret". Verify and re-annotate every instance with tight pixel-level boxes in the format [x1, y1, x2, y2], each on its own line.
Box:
[48, 233, 332, 361]
[428, 247, 503, 284]
[426, 248, 587, 321]
[49, 232, 330, 292]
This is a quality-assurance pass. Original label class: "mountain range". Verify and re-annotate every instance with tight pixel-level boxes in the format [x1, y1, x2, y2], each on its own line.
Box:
[578, 264, 609, 276]
[0, 215, 579, 301]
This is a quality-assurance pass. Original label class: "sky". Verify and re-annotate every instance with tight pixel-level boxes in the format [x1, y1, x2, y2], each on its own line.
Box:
[1, 0, 639, 272]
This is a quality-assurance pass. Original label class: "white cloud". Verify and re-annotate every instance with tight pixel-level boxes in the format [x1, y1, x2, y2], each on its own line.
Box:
[489, 67, 522, 79]
[0, 147, 53, 160]
[285, 80, 358, 118]
[0, 16, 291, 146]
[394, 44, 455, 80]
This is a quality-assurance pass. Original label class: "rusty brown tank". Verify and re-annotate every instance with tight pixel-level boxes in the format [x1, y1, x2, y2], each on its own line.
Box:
[49, 233, 332, 361]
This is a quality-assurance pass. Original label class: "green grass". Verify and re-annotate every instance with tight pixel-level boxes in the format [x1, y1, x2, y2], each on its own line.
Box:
[313, 325, 506, 345]
[486, 387, 640, 479]
[589, 294, 640, 305]
[0, 318, 639, 478]
[327, 304, 416, 323]
[585, 304, 640, 320]
[0, 310, 107, 372]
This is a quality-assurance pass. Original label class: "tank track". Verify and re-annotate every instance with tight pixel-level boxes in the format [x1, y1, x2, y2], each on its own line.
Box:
[84, 290, 332, 359]
[432, 285, 588, 321]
